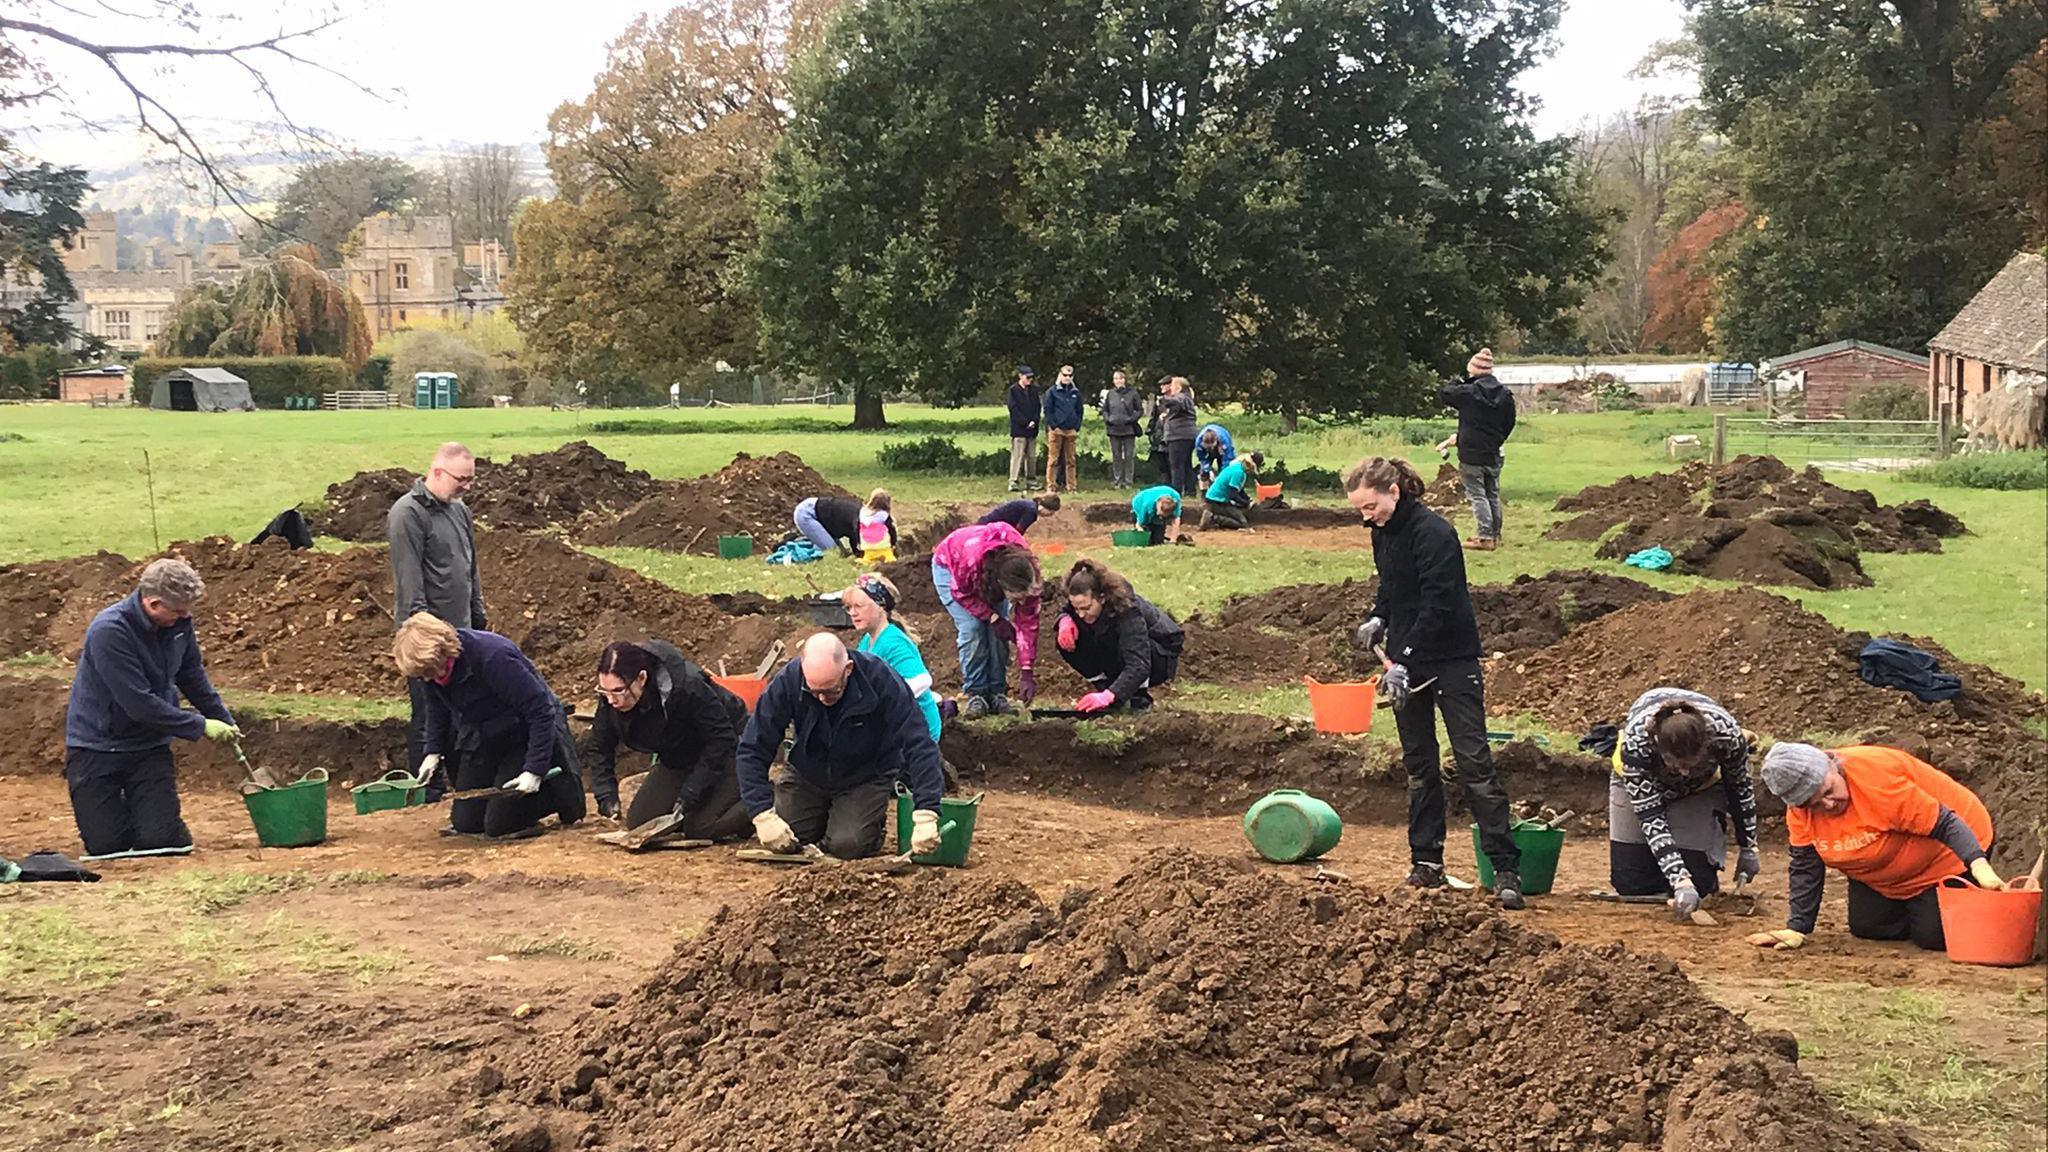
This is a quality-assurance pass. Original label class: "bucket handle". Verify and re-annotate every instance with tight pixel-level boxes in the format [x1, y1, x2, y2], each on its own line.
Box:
[1303, 675, 1383, 689]
[895, 781, 983, 808]
[291, 767, 330, 786]
[378, 768, 417, 785]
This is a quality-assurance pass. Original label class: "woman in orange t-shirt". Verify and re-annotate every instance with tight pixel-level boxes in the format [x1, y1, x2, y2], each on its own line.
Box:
[1748, 743, 2005, 952]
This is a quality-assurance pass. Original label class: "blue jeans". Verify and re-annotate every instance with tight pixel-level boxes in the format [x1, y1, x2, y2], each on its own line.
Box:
[933, 558, 1009, 698]
[793, 497, 838, 553]
[1459, 463, 1503, 540]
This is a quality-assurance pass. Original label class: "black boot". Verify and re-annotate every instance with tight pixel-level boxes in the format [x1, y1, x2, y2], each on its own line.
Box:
[1405, 861, 1447, 889]
[1493, 869, 1526, 911]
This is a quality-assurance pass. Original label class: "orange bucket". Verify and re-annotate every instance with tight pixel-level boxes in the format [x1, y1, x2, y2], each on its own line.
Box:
[1256, 482, 1284, 500]
[1936, 877, 2042, 966]
[1305, 676, 1378, 734]
[1039, 542, 1068, 556]
[713, 673, 768, 713]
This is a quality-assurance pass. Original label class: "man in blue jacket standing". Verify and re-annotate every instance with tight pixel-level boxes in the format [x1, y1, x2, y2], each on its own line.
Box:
[1006, 366, 1039, 492]
[1041, 363, 1085, 493]
[738, 634, 946, 860]
[64, 558, 240, 859]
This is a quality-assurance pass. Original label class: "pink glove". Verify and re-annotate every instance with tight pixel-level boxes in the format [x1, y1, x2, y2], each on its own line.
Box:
[991, 617, 1018, 644]
[1076, 690, 1115, 714]
[1056, 615, 1079, 652]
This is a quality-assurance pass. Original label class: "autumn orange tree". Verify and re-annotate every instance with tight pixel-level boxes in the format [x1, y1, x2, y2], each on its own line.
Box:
[156, 243, 372, 369]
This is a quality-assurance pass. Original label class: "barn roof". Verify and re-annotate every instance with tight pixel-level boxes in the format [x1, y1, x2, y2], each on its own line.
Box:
[1767, 339, 1927, 370]
[1929, 251, 2048, 372]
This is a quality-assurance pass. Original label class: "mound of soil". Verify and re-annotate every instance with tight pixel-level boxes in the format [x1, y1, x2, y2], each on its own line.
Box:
[0, 550, 135, 661]
[1545, 456, 1966, 590]
[467, 849, 1913, 1152]
[1424, 460, 1469, 514]
[312, 442, 665, 541]
[585, 451, 854, 554]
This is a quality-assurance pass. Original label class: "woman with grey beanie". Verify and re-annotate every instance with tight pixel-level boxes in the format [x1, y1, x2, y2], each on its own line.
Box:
[1749, 741, 2005, 952]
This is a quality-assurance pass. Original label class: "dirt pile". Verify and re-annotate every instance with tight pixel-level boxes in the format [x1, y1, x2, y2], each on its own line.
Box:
[1544, 456, 1966, 590]
[308, 467, 414, 540]
[585, 451, 854, 553]
[1424, 460, 1469, 514]
[0, 550, 135, 661]
[312, 442, 666, 540]
[470, 849, 1914, 1152]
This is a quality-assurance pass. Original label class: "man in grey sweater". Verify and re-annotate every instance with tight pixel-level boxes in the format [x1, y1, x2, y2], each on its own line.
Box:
[388, 442, 487, 800]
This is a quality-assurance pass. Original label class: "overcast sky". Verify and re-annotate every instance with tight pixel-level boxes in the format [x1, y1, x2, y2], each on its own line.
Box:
[8, 0, 1690, 184]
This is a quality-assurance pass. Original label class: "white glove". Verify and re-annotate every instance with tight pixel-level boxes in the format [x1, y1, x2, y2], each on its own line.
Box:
[416, 753, 443, 783]
[1969, 858, 2007, 890]
[507, 770, 543, 795]
[910, 810, 943, 855]
[753, 810, 799, 853]
[1669, 880, 1701, 920]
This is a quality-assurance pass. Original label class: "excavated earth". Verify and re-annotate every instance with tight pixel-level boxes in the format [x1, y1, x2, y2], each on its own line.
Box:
[412, 849, 1918, 1152]
[584, 451, 854, 554]
[1543, 456, 1966, 590]
[311, 442, 667, 541]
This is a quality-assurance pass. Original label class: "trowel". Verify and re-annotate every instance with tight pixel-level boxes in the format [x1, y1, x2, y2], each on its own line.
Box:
[737, 842, 828, 865]
[232, 741, 281, 795]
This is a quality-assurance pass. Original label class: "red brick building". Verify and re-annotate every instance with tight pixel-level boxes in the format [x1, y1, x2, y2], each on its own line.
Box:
[1767, 340, 1927, 418]
[56, 364, 131, 404]
[1927, 251, 2048, 423]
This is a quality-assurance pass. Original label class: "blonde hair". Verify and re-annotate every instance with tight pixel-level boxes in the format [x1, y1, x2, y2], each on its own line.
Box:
[392, 613, 463, 679]
[864, 488, 892, 514]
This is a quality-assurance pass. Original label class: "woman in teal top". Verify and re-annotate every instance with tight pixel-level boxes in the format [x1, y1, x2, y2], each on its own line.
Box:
[844, 573, 944, 741]
[1201, 451, 1263, 532]
[1131, 483, 1183, 545]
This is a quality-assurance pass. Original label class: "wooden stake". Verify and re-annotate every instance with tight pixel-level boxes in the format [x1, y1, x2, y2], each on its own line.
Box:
[142, 449, 161, 551]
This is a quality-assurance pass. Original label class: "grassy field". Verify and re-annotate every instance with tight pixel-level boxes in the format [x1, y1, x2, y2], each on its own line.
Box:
[1, 402, 2042, 688]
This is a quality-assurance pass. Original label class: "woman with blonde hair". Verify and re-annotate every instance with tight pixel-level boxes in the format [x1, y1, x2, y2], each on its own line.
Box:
[844, 572, 943, 741]
[794, 489, 897, 557]
[392, 613, 585, 839]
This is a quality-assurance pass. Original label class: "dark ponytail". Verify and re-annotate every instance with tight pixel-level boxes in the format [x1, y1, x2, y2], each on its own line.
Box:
[596, 641, 659, 685]
[1343, 456, 1426, 500]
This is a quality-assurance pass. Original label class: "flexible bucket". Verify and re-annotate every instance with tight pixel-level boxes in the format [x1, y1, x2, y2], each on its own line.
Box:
[895, 790, 982, 867]
[244, 768, 330, 848]
[1242, 789, 1343, 863]
[1304, 676, 1377, 734]
[713, 673, 768, 712]
[1255, 482, 1284, 500]
[717, 534, 753, 559]
[350, 768, 425, 815]
[1471, 820, 1566, 895]
[1039, 542, 1068, 556]
[1937, 876, 2042, 966]
[1110, 529, 1151, 547]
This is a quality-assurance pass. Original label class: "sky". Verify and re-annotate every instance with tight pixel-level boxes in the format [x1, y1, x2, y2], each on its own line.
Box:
[5, 0, 1691, 201]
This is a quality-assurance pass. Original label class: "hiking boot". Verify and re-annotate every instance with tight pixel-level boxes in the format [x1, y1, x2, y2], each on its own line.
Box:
[1007, 482, 1020, 492]
[988, 694, 1014, 715]
[1405, 861, 1447, 889]
[963, 695, 992, 718]
[1493, 869, 1527, 911]
[1463, 536, 1496, 551]
[1127, 691, 1154, 713]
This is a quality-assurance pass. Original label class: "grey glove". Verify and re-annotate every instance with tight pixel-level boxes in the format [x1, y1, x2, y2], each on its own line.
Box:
[1735, 846, 1761, 886]
[1670, 880, 1701, 920]
[1381, 663, 1412, 710]
[1354, 617, 1386, 651]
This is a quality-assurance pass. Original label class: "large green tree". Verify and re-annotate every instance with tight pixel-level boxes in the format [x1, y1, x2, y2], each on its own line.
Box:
[271, 157, 427, 264]
[0, 158, 96, 351]
[1687, 0, 2048, 361]
[156, 244, 372, 368]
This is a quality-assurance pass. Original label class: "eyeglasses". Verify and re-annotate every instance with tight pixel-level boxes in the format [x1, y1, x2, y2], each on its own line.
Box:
[594, 680, 639, 701]
[436, 466, 476, 487]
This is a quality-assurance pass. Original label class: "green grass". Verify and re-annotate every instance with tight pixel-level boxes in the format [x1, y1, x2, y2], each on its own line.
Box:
[2, 651, 59, 668]
[0, 907, 126, 989]
[1070, 722, 1136, 752]
[1901, 451, 2048, 491]
[219, 689, 409, 725]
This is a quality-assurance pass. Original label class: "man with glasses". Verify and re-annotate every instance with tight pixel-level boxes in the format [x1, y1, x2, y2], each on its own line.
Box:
[387, 441, 488, 804]
[736, 633, 946, 860]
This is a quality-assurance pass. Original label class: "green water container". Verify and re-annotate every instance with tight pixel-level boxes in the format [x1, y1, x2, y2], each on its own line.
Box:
[243, 768, 330, 848]
[717, 534, 753, 559]
[1471, 820, 1566, 895]
[1243, 789, 1343, 863]
[895, 790, 982, 867]
[1110, 529, 1151, 547]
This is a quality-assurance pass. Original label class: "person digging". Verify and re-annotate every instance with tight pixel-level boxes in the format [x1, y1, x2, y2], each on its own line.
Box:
[1200, 450, 1263, 532]
[63, 558, 238, 861]
[931, 520, 1043, 716]
[587, 640, 751, 842]
[1053, 559, 1184, 714]
[1748, 742, 2004, 953]
[387, 440, 487, 800]
[1609, 687, 1762, 921]
[393, 613, 587, 840]
[1346, 456, 1524, 910]
[976, 492, 1061, 534]
[794, 491, 897, 558]
[737, 634, 947, 861]
[1131, 483, 1183, 546]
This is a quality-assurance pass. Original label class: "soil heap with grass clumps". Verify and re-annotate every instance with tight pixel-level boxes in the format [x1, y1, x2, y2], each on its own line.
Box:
[311, 442, 665, 541]
[585, 451, 854, 554]
[1544, 456, 1966, 590]
[468, 849, 1916, 1152]
[306, 467, 414, 541]
[0, 550, 136, 661]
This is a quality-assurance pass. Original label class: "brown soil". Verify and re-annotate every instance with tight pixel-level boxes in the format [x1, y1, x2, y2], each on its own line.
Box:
[1544, 456, 1966, 590]
[456, 848, 1912, 1152]
[312, 442, 666, 541]
[0, 550, 135, 660]
[583, 451, 854, 554]
[1424, 460, 1469, 513]
[1081, 500, 1364, 531]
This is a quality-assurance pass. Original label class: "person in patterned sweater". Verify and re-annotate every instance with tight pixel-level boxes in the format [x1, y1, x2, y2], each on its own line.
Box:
[1608, 687, 1761, 920]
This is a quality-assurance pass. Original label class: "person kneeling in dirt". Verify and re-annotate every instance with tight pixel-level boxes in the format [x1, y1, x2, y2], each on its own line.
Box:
[737, 634, 946, 860]
[976, 492, 1060, 534]
[1346, 456, 1524, 910]
[64, 559, 240, 860]
[931, 520, 1043, 716]
[1200, 451, 1263, 531]
[1132, 483, 1183, 546]
[1749, 743, 2004, 953]
[1609, 687, 1761, 920]
[393, 614, 587, 840]
[794, 491, 896, 558]
[587, 640, 751, 840]
[1054, 559, 1183, 713]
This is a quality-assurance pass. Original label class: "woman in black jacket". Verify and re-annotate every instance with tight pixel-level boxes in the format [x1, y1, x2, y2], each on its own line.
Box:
[589, 640, 752, 840]
[1053, 558, 1184, 713]
[1345, 456, 1523, 910]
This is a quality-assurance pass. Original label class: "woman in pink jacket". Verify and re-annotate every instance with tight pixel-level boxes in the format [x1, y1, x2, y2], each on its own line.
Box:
[931, 522, 1042, 716]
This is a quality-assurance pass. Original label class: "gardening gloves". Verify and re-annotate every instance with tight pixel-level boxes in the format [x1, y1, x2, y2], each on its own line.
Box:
[507, 771, 544, 795]
[1746, 928, 1806, 950]
[1735, 846, 1762, 887]
[1381, 663, 1412, 710]
[910, 810, 943, 855]
[1076, 690, 1116, 714]
[1056, 615, 1079, 652]
[202, 718, 242, 742]
[1354, 616, 1386, 652]
[416, 753, 443, 784]
[991, 617, 1018, 644]
[1669, 879, 1701, 920]
[1018, 667, 1038, 705]
[1969, 858, 2007, 890]
[753, 810, 799, 853]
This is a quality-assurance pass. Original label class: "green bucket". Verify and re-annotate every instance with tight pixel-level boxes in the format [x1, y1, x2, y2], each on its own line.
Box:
[350, 768, 425, 815]
[1243, 789, 1343, 863]
[1471, 820, 1565, 895]
[1110, 529, 1151, 547]
[717, 534, 754, 559]
[895, 789, 982, 867]
[244, 768, 330, 848]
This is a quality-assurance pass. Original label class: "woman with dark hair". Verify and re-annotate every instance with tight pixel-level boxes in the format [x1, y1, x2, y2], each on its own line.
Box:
[1609, 687, 1761, 919]
[1054, 558, 1183, 713]
[588, 639, 751, 840]
[1346, 456, 1523, 909]
[931, 521, 1042, 716]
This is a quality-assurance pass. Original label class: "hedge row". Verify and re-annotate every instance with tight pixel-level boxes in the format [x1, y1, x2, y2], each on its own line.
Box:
[131, 357, 358, 409]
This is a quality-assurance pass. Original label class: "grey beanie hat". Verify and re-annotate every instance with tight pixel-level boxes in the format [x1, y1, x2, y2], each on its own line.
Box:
[1762, 742, 1830, 806]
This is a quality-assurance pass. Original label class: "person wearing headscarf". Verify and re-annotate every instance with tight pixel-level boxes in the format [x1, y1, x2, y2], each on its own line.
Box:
[844, 573, 944, 742]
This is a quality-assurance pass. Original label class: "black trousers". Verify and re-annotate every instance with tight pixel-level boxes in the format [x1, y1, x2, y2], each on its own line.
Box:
[774, 772, 895, 859]
[624, 753, 750, 841]
[1148, 441, 1171, 483]
[66, 745, 192, 857]
[1166, 439, 1197, 496]
[1609, 841, 1723, 897]
[1204, 499, 1250, 529]
[1391, 659, 1519, 873]
[406, 679, 448, 798]
[1847, 878, 1949, 951]
[1145, 521, 1169, 546]
[450, 727, 587, 837]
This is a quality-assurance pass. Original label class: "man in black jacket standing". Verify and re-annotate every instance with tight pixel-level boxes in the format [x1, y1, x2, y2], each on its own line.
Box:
[1345, 455, 1524, 909]
[1006, 366, 1040, 492]
[1436, 347, 1516, 550]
